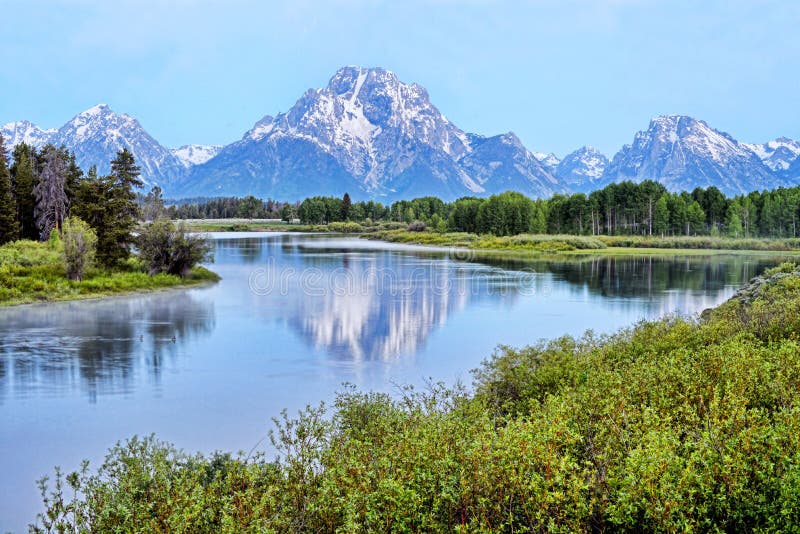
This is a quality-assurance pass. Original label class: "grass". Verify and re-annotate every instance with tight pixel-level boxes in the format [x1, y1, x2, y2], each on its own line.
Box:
[0, 239, 220, 306]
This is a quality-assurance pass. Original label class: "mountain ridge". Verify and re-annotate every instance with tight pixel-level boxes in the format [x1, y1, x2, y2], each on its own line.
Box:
[2, 68, 799, 199]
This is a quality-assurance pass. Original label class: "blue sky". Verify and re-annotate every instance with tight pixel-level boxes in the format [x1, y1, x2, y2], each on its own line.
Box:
[1, 0, 798, 156]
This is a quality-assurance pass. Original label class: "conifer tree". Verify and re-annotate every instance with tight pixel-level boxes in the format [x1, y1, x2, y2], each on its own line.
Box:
[90, 149, 142, 265]
[0, 134, 20, 244]
[342, 192, 352, 220]
[10, 143, 39, 240]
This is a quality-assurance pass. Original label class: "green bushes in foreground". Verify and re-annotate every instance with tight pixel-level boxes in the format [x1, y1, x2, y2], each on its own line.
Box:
[0, 239, 219, 306]
[30, 264, 800, 532]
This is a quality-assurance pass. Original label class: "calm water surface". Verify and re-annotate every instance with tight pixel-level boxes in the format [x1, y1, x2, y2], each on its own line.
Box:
[0, 232, 788, 531]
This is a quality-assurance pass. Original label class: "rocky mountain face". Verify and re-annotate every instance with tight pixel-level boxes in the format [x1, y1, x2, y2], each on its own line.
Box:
[2, 70, 799, 199]
[172, 66, 560, 200]
[601, 115, 780, 195]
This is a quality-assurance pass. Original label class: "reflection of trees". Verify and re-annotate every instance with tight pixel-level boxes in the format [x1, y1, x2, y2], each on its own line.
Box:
[0, 292, 215, 403]
[477, 254, 785, 299]
[214, 237, 265, 264]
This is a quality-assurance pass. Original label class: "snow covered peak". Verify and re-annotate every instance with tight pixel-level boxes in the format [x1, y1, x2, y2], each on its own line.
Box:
[181, 66, 559, 200]
[51, 104, 184, 187]
[171, 144, 223, 167]
[555, 146, 609, 190]
[0, 120, 56, 149]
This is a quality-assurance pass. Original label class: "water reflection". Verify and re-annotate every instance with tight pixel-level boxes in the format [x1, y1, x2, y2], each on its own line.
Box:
[0, 292, 215, 402]
[281, 257, 537, 361]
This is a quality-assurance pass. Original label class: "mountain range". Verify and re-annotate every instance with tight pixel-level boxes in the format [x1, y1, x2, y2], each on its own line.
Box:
[2, 66, 799, 200]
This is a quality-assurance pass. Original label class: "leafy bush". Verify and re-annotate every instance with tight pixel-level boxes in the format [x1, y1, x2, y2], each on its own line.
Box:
[61, 217, 97, 281]
[137, 220, 213, 277]
[327, 221, 364, 233]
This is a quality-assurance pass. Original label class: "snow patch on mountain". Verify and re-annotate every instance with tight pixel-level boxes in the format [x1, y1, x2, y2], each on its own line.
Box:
[172, 144, 223, 167]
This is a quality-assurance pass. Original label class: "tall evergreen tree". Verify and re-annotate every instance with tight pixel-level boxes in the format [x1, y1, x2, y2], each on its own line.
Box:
[33, 146, 69, 240]
[91, 149, 142, 265]
[342, 192, 352, 220]
[10, 143, 39, 240]
[0, 134, 20, 244]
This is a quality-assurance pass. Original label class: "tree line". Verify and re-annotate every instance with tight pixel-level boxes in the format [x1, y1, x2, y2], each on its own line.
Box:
[286, 182, 800, 238]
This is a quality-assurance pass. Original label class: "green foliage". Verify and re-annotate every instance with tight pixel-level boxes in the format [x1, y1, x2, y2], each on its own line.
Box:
[0, 239, 218, 306]
[0, 134, 20, 245]
[137, 220, 212, 277]
[10, 143, 39, 240]
[61, 217, 97, 281]
[327, 221, 363, 233]
[71, 152, 143, 267]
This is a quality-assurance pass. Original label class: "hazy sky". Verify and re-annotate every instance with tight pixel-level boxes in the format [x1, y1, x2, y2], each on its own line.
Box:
[1, 0, 798, 156]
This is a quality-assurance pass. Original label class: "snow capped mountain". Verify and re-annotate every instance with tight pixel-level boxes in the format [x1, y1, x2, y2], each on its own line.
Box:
[744, 137, 800, 174]
[50, 104, 184, 187]
[177, 66, 559, 200]
[0, 120, 56, 150]
[171, 144, 223, 167]
[5, 75, 800, 200]
[554, 146, 608, 192]
[602, 115, 778, 195]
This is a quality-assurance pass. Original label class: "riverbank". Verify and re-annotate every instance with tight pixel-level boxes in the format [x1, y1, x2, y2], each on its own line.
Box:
[28, 262, 800, 532]
[177, 218, 325, 232]
[361, 229, 800, 255]
[0, 240, 220, 307]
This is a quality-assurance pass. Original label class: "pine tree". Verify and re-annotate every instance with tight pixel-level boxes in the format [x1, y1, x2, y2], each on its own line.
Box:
[10, 143, 39, 240]
[0, 134, 20, 244]
[90, 149, 142, 265]
[33, 146, 69, 240]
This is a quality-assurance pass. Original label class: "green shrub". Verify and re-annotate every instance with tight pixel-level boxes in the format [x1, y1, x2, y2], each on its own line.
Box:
[61, 217, 97, 281]
[327, 221, 364, 233]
